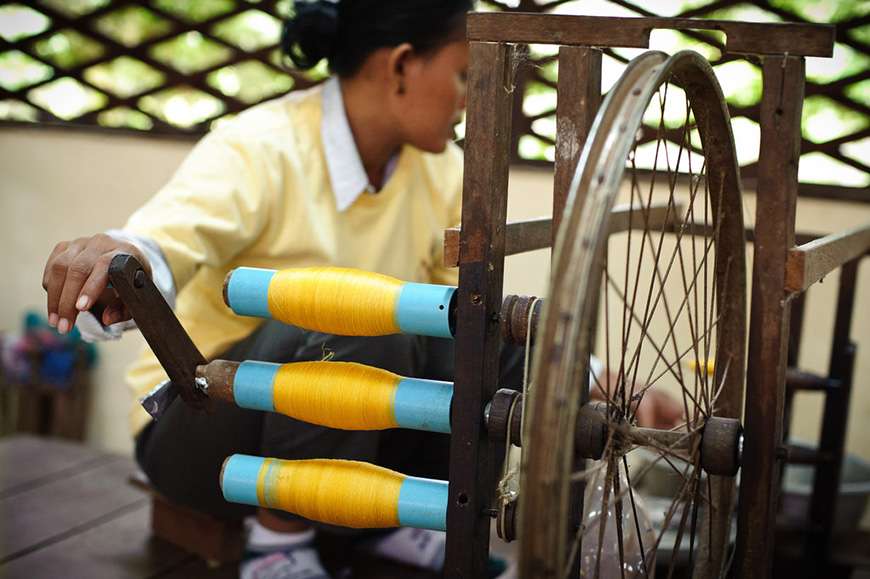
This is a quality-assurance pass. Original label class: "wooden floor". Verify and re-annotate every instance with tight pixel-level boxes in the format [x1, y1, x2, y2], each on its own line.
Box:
[0, 435, 447, 579]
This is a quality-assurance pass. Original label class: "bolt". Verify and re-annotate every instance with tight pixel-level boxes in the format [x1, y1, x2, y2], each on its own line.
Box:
[134, 269, 146, 288]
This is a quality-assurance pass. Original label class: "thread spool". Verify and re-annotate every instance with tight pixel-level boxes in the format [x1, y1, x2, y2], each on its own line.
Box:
[221, 456, 448, 530]
[199, 360, 452, 433]
[224, 267, 456, 338]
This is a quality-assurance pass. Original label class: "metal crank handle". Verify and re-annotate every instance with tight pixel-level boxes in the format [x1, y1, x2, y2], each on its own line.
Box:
[108, 253, 209, 419]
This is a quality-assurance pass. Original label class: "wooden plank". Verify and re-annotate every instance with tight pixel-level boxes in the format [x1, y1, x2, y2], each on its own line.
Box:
[0, 435, 111, 497]
[467, 13, 835, 57]
[0, 456, 143, 561]
[0, 503, 194, 578]
[444, 217, 549, 268]
[553, 46, 601, 245]
[151, 493, 243, 564]
[445, 41, 516, 579]
[784, 224, 870, 292]
[443, 202, 678, 267]
[735, 55, 805, 578]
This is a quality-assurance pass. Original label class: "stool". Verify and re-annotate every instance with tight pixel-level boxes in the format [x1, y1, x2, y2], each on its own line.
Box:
[129, 474, 243, 567]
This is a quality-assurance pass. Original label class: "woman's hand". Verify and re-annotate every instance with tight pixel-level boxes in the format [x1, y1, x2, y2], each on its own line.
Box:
[632, 388, 683, 430]
[42, 233, 151, 334]
[592, 371, 684, 430]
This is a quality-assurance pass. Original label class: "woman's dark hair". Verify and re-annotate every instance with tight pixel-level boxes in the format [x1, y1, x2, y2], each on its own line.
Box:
[281, 0, 472, 77]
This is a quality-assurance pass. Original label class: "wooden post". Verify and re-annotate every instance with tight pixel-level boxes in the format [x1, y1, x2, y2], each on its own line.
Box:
[735, 55, 805, 577]
[445, 41, 516, 578]
[553, 46, 602, 244]
[806, 259, 859, 572]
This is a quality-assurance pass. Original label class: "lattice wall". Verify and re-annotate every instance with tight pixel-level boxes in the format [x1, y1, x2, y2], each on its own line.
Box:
[480, 0, 868, 194]
[0, 0, 323, 133]
[0, 0, 867, 194]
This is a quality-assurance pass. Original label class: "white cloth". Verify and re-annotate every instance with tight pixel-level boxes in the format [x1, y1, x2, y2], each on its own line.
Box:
[367, 528, 446, 571]
[76, 77, 396, 343]
[245, 517, 316, 551]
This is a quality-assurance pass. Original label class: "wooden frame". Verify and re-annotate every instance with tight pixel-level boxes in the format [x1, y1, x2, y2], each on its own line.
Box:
[445, 11, 868, 578]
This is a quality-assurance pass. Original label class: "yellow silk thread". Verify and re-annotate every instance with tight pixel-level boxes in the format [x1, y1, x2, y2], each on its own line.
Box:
[273, 361, 401, 430]
[258, 459, 403, 528]
[267, 267, 403, 336]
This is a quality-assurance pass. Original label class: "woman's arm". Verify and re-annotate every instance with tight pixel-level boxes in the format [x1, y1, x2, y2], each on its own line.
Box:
[43, 129, 276, 335]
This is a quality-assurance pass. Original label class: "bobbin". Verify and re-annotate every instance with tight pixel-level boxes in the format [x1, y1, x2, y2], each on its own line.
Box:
[500, 295, 544, 345]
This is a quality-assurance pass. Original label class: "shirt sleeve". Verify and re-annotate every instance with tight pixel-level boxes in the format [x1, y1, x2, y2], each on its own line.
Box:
[427, 144, 463, 287]
[124, 130, 276, 292]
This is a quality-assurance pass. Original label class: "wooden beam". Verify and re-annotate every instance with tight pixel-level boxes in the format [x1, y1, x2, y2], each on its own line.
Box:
[443, 201, 680, 268]
[445, 41, 516, 579]
[553, 46, 601, 245]
[444, 217, 548, 268]
[785, 224, 870, 292]
[467, 13, 834, 57]
[736, 55, 804, 578]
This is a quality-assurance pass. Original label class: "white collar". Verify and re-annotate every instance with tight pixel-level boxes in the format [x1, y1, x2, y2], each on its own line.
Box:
[321, 77, 398, 212]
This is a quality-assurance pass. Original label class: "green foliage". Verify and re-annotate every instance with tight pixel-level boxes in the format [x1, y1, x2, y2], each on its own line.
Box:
[0, 4, 51, 42]
[768, 0, 869, 23]
[28, 77, 107, 119]
[0, 0, 865, 188]
[211, 10, 281, 52]
[84, 56, 164, 98]
[38, 0, 110, 17]
[208, 60, 294, 103]
[151, 0, 235, 22]
[139, 85, 224, 127]
[34, 29, 105, 69]
[0, 51, 53, 91]
[95, 5, 173, 47]
[98, 106, 154, 130]
[149, 31, 231, 74]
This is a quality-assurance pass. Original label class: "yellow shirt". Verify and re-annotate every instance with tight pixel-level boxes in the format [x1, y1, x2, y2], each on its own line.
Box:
[124, 83, 463, 434]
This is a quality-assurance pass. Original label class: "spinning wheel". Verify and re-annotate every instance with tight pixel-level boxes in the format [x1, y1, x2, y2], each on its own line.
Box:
[519, 51, 746, 578]
[108, 12, 848, 579]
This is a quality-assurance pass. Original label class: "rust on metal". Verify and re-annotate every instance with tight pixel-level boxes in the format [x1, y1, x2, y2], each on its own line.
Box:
[195, 360, 239, 404]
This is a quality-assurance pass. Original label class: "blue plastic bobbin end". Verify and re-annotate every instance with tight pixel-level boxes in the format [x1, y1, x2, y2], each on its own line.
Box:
[233, 361, 280, 412]
[221, 454, 264, 507]
[396, 283, 455, 338]
[226, 267, 276, 319]
[394, 378, 453, 434]
[397, 476, 449, 531]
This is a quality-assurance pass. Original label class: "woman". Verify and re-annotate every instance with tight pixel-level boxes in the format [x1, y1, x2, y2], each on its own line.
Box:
[42, 2, 680, 576]
[43, 1, 477, 577]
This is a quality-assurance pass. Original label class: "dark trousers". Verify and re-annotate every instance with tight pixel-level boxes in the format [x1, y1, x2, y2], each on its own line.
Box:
[135, 320, 524, 526]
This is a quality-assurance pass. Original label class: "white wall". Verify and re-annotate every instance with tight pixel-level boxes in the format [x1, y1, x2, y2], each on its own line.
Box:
[1, 127, 869, 479]
[0, 128, 194, 453]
